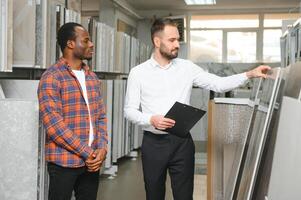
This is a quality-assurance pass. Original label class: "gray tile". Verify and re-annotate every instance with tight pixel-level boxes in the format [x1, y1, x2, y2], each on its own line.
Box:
[13, 0, 36, 67]
[268, 97, 301, 199]
[0, 80, 39, 99]
[0, 0, 13, 72]
[0, 99, 40, 200]
[190, 88, 209, 141]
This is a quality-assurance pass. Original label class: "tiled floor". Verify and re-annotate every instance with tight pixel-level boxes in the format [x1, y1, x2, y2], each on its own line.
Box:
[194, 175, 207, 200]
[97, 141, 207, 200]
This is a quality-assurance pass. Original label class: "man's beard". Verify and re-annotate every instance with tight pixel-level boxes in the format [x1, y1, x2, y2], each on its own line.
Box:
[160, 47, 179, 60]
[74, 51, 92, 61]
[85, 56, 92, 61]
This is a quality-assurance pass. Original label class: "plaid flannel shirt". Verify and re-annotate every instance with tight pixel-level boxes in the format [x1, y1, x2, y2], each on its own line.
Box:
[38, 57, 107, 168]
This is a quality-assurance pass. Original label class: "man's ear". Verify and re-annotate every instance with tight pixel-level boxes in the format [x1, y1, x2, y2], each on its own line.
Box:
[66, 40, 75, 49]
[153, 36, 161, 48]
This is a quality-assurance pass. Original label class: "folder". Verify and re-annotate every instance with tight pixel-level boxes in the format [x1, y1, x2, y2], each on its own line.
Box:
[164, 102, 206, 138]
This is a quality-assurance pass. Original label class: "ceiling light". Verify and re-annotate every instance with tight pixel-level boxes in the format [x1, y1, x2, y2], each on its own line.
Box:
[184, 0, 216, 5]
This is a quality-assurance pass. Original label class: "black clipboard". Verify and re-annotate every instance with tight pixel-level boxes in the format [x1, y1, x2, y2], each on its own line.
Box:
[164, 102, 206, 138]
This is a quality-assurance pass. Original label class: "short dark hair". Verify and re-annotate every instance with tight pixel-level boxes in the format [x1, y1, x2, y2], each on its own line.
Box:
[151, 18, 178, 44]
[57, 22, 84, 52]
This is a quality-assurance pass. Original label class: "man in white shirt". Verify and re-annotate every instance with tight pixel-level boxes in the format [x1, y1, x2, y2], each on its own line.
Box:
[124, 18, 270, 200]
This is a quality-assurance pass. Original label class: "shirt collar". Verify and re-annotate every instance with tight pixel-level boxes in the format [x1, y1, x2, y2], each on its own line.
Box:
[58, 57, 90, 72]
[149, 55, 175, 69]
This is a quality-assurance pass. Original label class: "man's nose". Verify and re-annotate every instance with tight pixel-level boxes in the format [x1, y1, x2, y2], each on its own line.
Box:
[89, 41, 94, 48]
[174, 40, 180, 48]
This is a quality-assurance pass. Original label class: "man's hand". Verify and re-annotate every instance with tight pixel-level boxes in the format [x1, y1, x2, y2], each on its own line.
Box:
[85, 148, 107, 172]
[246, 65, 271, 79]
[150, 115, 175, 130]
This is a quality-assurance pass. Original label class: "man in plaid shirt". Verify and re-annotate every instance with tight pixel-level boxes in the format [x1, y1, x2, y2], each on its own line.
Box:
[38, 22, 107, 200]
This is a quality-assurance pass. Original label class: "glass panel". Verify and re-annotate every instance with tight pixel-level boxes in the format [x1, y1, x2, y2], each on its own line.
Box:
[191, 15, 259, 29]
[190, 30, 222, 62]
[227, 32, 257, 63]
[263, 29, 282, 62]
[236, 68, 281, 200]
[264, 13, 301, 27]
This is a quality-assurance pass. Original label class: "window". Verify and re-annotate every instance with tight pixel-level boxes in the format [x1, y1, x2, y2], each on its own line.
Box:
[191, 15, 259, 29]
[190, 30, 222, 62]
[227, 32, 257, 63]
[263, 29, 282, 62]
[262, 13, 300, 62]
[264, 13, 301, 27]
[189, 13, 300, 63]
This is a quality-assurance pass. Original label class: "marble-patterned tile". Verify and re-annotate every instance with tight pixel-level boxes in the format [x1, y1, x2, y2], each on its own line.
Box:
[0, 0, 13, 72]
[13, 0, 36, 67]
[67, 0, 81, 13]
[0, 84, 5, 98]
[0, 80, 39, 100]
[0, 99, 39, 200]
[35, 1, 47, 68]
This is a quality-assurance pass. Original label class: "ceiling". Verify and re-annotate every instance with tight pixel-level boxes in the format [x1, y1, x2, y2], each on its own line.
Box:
[126, 0, 300, 11]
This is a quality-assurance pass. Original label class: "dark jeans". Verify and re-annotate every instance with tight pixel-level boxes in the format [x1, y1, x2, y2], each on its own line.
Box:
[141, 131, 195, 200]
[47, 162, 100, 200]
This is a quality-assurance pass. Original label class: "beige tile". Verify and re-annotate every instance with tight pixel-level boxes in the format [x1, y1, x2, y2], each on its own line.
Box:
[194, 175, 207, 200]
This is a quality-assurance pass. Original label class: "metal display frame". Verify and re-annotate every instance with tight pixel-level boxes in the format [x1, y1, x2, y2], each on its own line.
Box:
[251, 67, 286, 200]
[233, 68, 282, 200]
[223, 78, 262, 200]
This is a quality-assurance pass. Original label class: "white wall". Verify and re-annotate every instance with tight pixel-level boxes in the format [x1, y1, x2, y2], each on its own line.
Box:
[82, 0, 100, 12]
[98, 0, 116, 27]
[97, 0, 139, 29]
[137, 19, 152, 46]
[115, 9, 137, 28]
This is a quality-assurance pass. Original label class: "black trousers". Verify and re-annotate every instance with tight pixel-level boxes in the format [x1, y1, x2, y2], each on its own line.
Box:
[141, 131, 195, 200]
[47, 162, 100, 200]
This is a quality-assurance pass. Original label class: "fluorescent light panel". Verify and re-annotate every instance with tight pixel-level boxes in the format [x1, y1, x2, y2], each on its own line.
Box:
[184, 0, 216, 5]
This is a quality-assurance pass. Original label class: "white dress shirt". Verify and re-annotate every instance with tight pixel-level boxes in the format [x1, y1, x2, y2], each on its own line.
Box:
[72, 69, 94, 146]
[124, 57, 248, 133]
